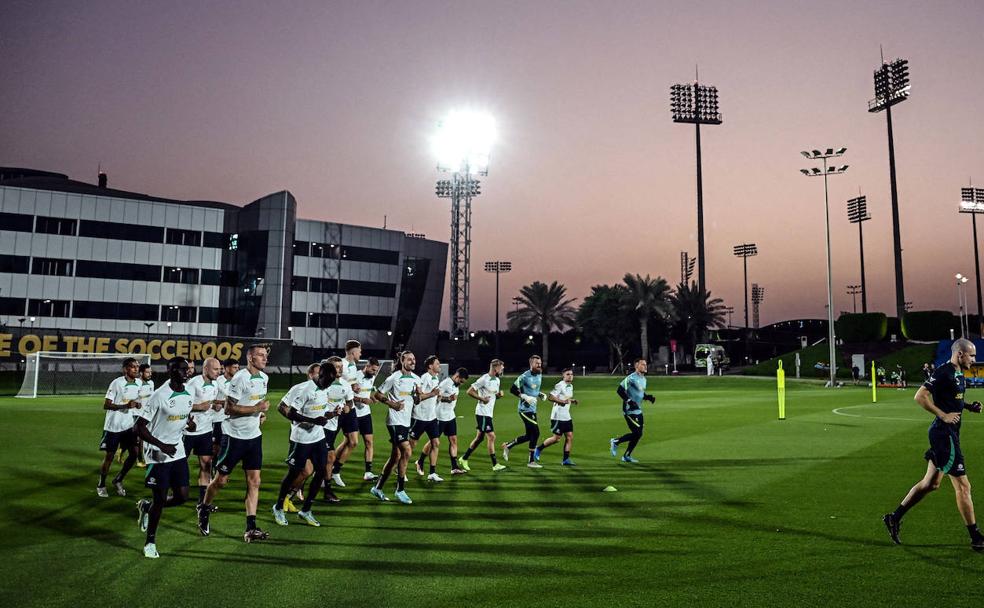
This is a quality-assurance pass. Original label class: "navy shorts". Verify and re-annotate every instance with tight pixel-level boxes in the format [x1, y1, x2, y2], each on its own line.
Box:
[183, 432, 213, 456]
[324, 428, 340, 450]
[550, 419, 574, 434]
[144, 457, 190, 490]
[925, 428, 966, 477]
[410, 418, 440, 441]
[99, 428, 137, 452]
[285, 439, 328, 471]
[387, 424, 411, 444]
[340, 409, 359, 434]
[212, 422, 224, 445]
[438, 419, 458, 437]
[215, 435, 263, 474]
[476, 415, 494, 433]
[357, 414, 374, 436]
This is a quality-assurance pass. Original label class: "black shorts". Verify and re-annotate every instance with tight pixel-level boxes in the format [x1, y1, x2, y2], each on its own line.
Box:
[438, 419, 458, 437]
[99, 428, 137, 452]
[340, 409, 359, 434]
[215, 435, 263, 474]
[550, 419, 574, 434]
[387, 424, 410, 444]
[285, 439, 328, 471]
[357, 414, 374, 436]
[925, 428, 966, 477]
[476, 415, 494, 433]
[624, 413, 644, 432]
[519, 411, 539, 434]
[212, 422, 225, 444]
[183, 432, 213, 456]
[324, 428, 340, 450]
[410, 418, 440, 441]
[144, 457, 190, 491]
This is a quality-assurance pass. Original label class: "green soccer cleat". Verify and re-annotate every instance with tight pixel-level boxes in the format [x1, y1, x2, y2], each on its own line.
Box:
[272, 505, 289, 526]
[460, 458, 471, 472]
[492, 463, 507, 472]
[297, 510, 321, 527]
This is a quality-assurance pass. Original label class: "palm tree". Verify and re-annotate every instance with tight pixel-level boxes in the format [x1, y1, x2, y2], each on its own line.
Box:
[670, 281, 728, 354]
[577, 284, 635, 372]
[507, 281, 578, 368]
[622, 274, 673, 362]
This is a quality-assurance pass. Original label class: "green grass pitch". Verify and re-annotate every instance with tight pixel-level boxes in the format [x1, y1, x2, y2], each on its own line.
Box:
[1, 375, 982, 607]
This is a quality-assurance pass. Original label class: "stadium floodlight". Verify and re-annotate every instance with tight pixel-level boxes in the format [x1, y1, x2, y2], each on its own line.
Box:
[434, 110, 496, 339]
[801, 147, 848, 387]
[751, 284, 765, 329]
[671, 77, 722, 295]
[732, 243, 758, 329]
[847, 284, 862, 313]
[484, 260, 512, 356]
[959, 186, 984, 335]
[847, 194, 872, 313]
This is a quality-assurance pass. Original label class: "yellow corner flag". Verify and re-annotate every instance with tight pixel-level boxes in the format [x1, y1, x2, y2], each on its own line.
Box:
[778, 360, 786, 420]
[871, 360, 877, 403]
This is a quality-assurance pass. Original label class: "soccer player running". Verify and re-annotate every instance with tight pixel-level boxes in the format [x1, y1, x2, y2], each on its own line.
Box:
[183, 357, 224, 504]
[275, 363, 322, 512]
[198, 345, 271, 542]
[460, 359, 506, 472]
[97, 358, 143, 497]
[883, 339, 984, 551]
[420, 367, 469, 475]
[534, 367, 578, 465]
[410, 355, 444, 482]
[134, 356, 210, 558]
[135, 363, 154, 468]
[609, 357, 656, 463]
[502, 355, 547, 468]
[332, 340, 363, 488]
[352, 357, 381, 481]
[211, 358, 239, 464]
[370, 351, 422, 504]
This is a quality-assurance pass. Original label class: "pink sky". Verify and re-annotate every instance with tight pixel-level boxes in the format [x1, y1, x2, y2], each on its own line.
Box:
[3, 0, 984, 330]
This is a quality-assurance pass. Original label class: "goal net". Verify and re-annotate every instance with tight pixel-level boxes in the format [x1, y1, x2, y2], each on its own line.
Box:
[16, 352, 152, 398]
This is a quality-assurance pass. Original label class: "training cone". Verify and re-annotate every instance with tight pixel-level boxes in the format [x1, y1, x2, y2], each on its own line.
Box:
[602, 486, 618, 492]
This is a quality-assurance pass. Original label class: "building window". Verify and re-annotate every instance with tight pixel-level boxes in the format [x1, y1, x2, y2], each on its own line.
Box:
[160, 305, 196, 322]
[202, 231, 226, 248]
[78, 220, 164, 243]
[290, 311, 307, 327]
[201, 269, 239, 287]
[293, 240, 310, 256]
[0, 212, 34, 233]
[0, 297, 26, 315]
[162, 266, 199, 284]
[27, 298, 71, 317]
[73, 301, 158, 321]
[31, 257, 73, 276]
[228, 233, 239, 251]
[165, 228, 202, 247]
[342, 245, 399, 265]
[34, 216, 77, 236]
[0, 254, 30, 274]
[75, 260, 161, 282]
[310, 242, 341, 259]
[291, 276, 308, 291]
[306, 312, 391, 330]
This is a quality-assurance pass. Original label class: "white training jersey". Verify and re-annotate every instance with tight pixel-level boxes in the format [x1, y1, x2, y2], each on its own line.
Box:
[184, 374, 219, 436]
[139, 384, 193, 464]
[136, 378, 154, 419]
[550, 380, 575, 421]
[342, 359, 360, 385]
[379, 372, 421, 427]
[353, 371, 376, 417]
[283, 379, 328, 444]
[103, 376, 141, 432]
[325, 380, 355, 431]
[213, 374, 234, 423]
[436, 377, 460, 422]
[221, 369, 269, 440]
[472, 373, 501, 418]
[414, 372, 441, 421]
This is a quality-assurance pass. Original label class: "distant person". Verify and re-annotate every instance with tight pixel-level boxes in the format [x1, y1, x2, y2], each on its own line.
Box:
[852, 365, 860, 386]
[98, 358, 142, 498]
[502, 355, 547, 468]
[609, 358, 656, 463]
[460, 359, 507, 473]
[534, 367, 578, 465]
[706, 354, 715, 377]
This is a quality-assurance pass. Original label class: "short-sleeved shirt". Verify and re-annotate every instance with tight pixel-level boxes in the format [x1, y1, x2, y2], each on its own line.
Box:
[472, 373, 501, 417]
[136, 379, 154, 419]
[342, 359, 360, 385]
[221, 369, 269, 440]
[924, 363, 968, 434]
[283, 379, 329, 444]
[213, 375, 233, 423]
[436, 377, 460, 422]
[353, 371, 376, 417]
[550, 381, 575, 421]
[139, 384, 193, 464]
[104, 376, 141, 432]
[325, 380, 355, 431]
[620, 372, 647, 415]
[414, 372, 442, 422]
[184, 375, 219, 436]
[514, 370, 543, 414]
[379, 372, 421, 427]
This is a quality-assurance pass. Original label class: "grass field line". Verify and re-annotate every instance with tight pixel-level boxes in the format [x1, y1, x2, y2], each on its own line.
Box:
[831, 401, 927, 423]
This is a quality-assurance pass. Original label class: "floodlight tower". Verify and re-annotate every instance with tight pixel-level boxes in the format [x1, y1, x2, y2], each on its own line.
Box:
[846, 194, 872, 313]
[732, 243, 758, 329]
[484, 260, 512, 357]
[751, 284, 765, 329]
[433, 111, 496, 339]
[800, 148, 849, 387]
[868, 56, 910, 319]
[960, 186, 984, 335]
[671, 78, 722, 295]
[847, 284, 862, 313]
[680, 251, 695, 285]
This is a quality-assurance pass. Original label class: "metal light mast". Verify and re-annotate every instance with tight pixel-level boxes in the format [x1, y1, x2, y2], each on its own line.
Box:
[484, 260, 512, 357]
[847, 195, 872, 313]
[960, 186, 984, 335]
[732, 243, 758, 329]
[751, 284, 765, 329]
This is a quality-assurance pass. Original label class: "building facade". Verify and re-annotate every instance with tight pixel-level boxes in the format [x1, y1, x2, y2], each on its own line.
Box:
[0, 168, 447, 357]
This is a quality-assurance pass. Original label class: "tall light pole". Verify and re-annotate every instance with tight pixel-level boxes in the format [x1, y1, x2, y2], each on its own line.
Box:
[959, 186, 984, 336]
[801, 148, 849, 387]
[751, 284, 765, 329]
[724, 306, 735, 328]
[868, 55, 910, 319]
[680, 251, 695, 286]
[671, 78, 722, 295]
[732, 243, 758, 328]
[433, 110, 496, 339]
[847, 285, 862, 313]
[483, 260, 512, 357]
[956, 274, 970, 338]
[847, 194, 872, 313]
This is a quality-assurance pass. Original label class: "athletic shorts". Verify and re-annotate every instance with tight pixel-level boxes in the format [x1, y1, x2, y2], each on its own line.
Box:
[410, 418, 440, 441]
[99, 428, 137, 452]
[144, 457, 190, 491]
[357, 414, 374, 436]
[624, 413, 644, 432]
[285, 439, 328, 471]
[340, 409, 359, 434]
[324, 428, 340, 450]
[212, 422, 224, 444]
[550, 419, 574, 434]
[925, 428, 966, 477]
[183, 432, 213, 456]
[387, 424, 410, 444]
[519, 411, 539, 434]
[215, 435, 263, 474]
[438, 419, 458, 437]
[476, 415, 494, 433]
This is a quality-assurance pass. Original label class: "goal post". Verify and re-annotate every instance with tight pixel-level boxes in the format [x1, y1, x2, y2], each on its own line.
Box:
[16, 352, 152, 398]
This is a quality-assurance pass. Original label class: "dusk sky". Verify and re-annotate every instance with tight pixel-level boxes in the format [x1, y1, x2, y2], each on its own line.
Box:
[3, 1, 984, 331]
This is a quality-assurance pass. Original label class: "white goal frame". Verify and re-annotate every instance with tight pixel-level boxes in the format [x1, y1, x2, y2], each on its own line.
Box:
[16, 352, 152, 398]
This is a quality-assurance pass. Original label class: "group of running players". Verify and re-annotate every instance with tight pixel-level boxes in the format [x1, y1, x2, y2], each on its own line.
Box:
[95, 340, 657, 559]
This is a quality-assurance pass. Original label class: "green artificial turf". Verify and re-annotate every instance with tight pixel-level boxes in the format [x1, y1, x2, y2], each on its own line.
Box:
[1, 375, 981, 607]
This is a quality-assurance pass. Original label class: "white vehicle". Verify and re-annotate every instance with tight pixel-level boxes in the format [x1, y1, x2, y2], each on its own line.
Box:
[694, 344, 729, 370]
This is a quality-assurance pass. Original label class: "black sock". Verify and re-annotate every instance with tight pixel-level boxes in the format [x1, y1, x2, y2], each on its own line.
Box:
[246, 515, 256, 531]
[490, 454, 498, 466]
[146, 530, 156, 545]
[397, 476, 406, 492]
[332, 461, 342, 474]
[365, 461, 373, 473]
[892, 502, 912, 521]
[529, 450, 536, 463]
[98, 473, 107, 487]
[463, 446, 475, 459]
[429, 465, 436, 474]
[536, 443, 546, 451]
[417, 453, 426, 466]
[563, 450, 570, 460]
[198, 486, 206, 502]
[451, 456, 459, 470]
[968, 523, 984, 541]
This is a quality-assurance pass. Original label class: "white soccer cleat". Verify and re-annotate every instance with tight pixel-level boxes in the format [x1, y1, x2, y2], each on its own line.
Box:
[113, 480, 127, 496]
[96, 486, 109, 498]
[272, 505, 289, 526]
[502, 444, 510, 462]
[527, 462, 543, 469]
[331, 473, 346, 488]
[427, 472, 444, 483]
[363, 471, 378, 481]
[143, 543, 160, 559]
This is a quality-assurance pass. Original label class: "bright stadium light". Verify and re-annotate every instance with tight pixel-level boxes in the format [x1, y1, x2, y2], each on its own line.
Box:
[847, 194, 872, 313]
[432, 110, 497, 175]
[959, 186, 984, 335]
